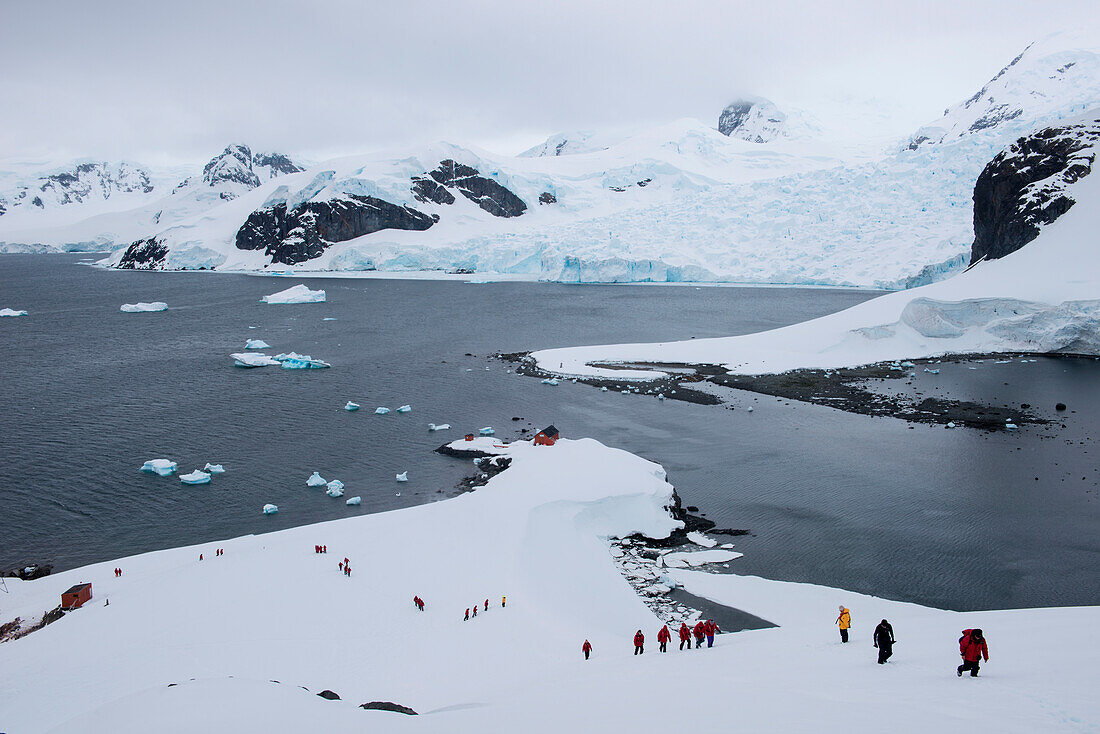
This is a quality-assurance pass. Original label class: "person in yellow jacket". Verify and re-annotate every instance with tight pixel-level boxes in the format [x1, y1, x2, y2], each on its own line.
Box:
[836, 605, 851, 642]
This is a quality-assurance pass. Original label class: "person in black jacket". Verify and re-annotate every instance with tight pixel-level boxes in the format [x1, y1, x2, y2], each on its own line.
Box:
[873, 619, 895, 664]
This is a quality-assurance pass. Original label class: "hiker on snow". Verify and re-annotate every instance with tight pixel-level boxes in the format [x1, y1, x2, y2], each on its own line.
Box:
[484, 599, 489, 611]
[679, 622, 692, 650]
[705, 620, 720, 647]
[873, 619, 895, 664]
[582, 639, 593, 660]
[633, 630, 645, 655]
[957, 628, 989, 677]
[836, 605, 851, 642]
[693, 621, 706, 649]
[465, 608, 470, 620]
[657, 624, 671, 652]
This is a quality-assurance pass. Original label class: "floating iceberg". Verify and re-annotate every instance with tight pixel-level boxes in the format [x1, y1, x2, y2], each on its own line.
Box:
[261, 284, 326, 304]
[428, 423, 451, 431]
[662, 549, 743, 568]
[262, 503, 278, 515]
[479, 427, 495, 436]
[541, 378, 560, 386]
[322, 317, 337, 321]
[120, 302, 167, 313]
[326, 479, 344, 492]
[273, 352, 330, 369]
[140, 459, 177, 477]
[0, 308, 27, 317]
[180, 470, 211, 485]
[686, 531, 717, 548]
[346, 496, 362, 506]
[375, 407, 391, 414]
[345, 401, 360, 411]
[326, 486, 345, 498]
[307, 472, 327, 487]
[396, 405, 412, 413]
[231, 352, 280, 368]
[203, 463, 225, 474]
[1006, 422, 1019, 430]
[396, 471, 408, 482]
[244, 338, 271, 349]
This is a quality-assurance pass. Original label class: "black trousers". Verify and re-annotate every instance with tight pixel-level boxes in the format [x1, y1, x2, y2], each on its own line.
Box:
[680, 638, 690, 650]
[584, 650, 590, 660]
[634, 645, 643, 655]
[959, 659, 981, 676]
[659, 641, 667, 652]
[840, 628, 849, 642]
[877, 646, 893, 664]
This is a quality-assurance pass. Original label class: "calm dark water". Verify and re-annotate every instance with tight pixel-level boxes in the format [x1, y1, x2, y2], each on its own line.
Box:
[1, 254, 1097, 611]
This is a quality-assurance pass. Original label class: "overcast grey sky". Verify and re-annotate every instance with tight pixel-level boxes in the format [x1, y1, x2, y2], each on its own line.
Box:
[2, 0, 1098, 163]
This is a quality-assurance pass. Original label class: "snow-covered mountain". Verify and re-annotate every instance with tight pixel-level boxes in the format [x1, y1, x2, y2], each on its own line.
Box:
[173, 144, 305, 201]
[906, 32, 1100, 150]
[519, 130, 626, 157]
[0, 161, 155, 218]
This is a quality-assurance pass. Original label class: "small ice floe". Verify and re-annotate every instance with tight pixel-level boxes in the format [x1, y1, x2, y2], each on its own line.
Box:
[203, 463, 225, 474]
[428, 423, 451, 431]
[140, 459, 177, 477]
[747, 406, 754, 412]
[244, 338, 271, 350]
[657, 393, 665, 400]
[479, 427, 495, 436]
[326, 479, 344, 494]
[120, 302, 167, 313]
[261, 284, 326, 304]
[0, 308, 27, 317]
[686, 531, 717, 548]
[326, 487, 344, 498]
[323, 317, 337, 321]
[600, 387, 608, 392]
[541, 378, 559, 386]
[306, 472, 327, 487]
[396, 405, 412, 413]
[346, 496, 361, 506]
[274, 352, 330, 369]
[345, 401, 360, 411]
[662, 549, 743, 568]
[1005, 422, 1019, 430]
[396, 471, 408, 482]
[180, 470, 211, 485]
[621, 389, 629, 394]
[924, 368, 940, 374]
[231, 352, 280, 368]
[263, 504, 278, 515]
[375, 407, 391, 414]
[946, 422, 956, 429]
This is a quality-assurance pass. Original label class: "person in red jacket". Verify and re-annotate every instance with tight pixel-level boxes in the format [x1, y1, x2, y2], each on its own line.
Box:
[633, 630, 645, 655]
[957, 628, 989, 677]
[465, 608, 470, 620]
[582, 639, 593, 660]
[705, 619, 720, 647]
[679, 622, 692, 650]
[693, 621, 706, 650]
[657, 624, 671, 652]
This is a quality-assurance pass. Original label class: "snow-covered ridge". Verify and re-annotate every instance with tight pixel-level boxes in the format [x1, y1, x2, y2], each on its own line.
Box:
[0, 161, 153, 217]
[717, 96, 820, 143]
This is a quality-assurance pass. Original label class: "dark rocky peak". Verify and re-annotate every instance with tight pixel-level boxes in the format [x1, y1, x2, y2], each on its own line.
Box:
[718, 97, 787, 143]
[411, 159, 526, 217]
[0, 161, 154, 214]
[252, 152, 304, 177]
[202, 144, 260, 190]
[971, 116, 1100, 263]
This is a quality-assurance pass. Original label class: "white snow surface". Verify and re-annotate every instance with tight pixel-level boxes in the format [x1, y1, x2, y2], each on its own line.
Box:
[261, 284, 326, 304]
[662, 549, 744, 568]
[119, 301, 167, 313]
[1, 437, 1095, 733]
[532, 167, 1100, 378]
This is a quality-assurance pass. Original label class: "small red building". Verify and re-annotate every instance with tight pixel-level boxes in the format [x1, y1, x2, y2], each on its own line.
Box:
[464, 434, 475, 442]
[61, 583, 92, 610]
[534, 425, 560, 446]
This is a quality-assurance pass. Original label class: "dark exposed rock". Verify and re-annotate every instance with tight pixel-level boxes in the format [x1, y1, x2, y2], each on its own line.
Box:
[117, 237, 170, 269]
[1056, 402, 1067, 411]
[252, 152, 303, 177]
[636, 178, 652, 187]
[719, 97, 787, 143]
[538, 191, 557, 204]
[412, 159, 527, 217]
[360, 701, 417, 715]
[203, 144, 260, 190]
[317, 689, 341, 700]
[235, 195, 437, 265]
[972, 118, 1100, 262]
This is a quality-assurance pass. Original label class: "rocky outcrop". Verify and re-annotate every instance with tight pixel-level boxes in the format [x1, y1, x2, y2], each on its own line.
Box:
[718, 97, 787, 143]
[202, 144, 261, 192]
[360, 701, 417, 715]
[117, 236, 170, 269]
[252, 152, 303, 178]
[411, 160, 527, 217]
[971, 118, 1100, 262]
[234, 195, 438, 265]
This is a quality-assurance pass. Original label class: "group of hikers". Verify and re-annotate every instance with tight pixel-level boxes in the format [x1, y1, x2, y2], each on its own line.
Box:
[197, 549, 225, 561]
[837, 605, 990, 676]
[464, 596, 506, 620]
[585, 620, 721, 659]
[338, 557, 352, 576]
[313, 545, 327, 554]
[112, 567, 123, 577]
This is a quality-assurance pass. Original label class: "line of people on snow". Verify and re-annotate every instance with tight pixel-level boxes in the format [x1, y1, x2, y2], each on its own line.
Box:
[464, 597, 505, 620]
[610, 620, 721, 658]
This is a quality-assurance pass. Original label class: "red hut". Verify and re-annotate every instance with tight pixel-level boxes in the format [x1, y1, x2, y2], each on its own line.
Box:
[61, 583, 92, 610]
[464, 434, 475, 442]
[534, 425, 560, 446]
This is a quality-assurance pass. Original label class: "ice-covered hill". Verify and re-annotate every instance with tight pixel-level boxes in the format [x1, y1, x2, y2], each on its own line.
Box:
[532, 114, 1100, 377]
[1, 437, 1095, 733]
[0, 145, 302, 253]
[717, 96, 821, 143]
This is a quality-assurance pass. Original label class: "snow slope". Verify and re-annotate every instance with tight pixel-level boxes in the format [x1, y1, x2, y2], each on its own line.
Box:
[531, 152, 1100, 378]
[0, 437, 1095, 733]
